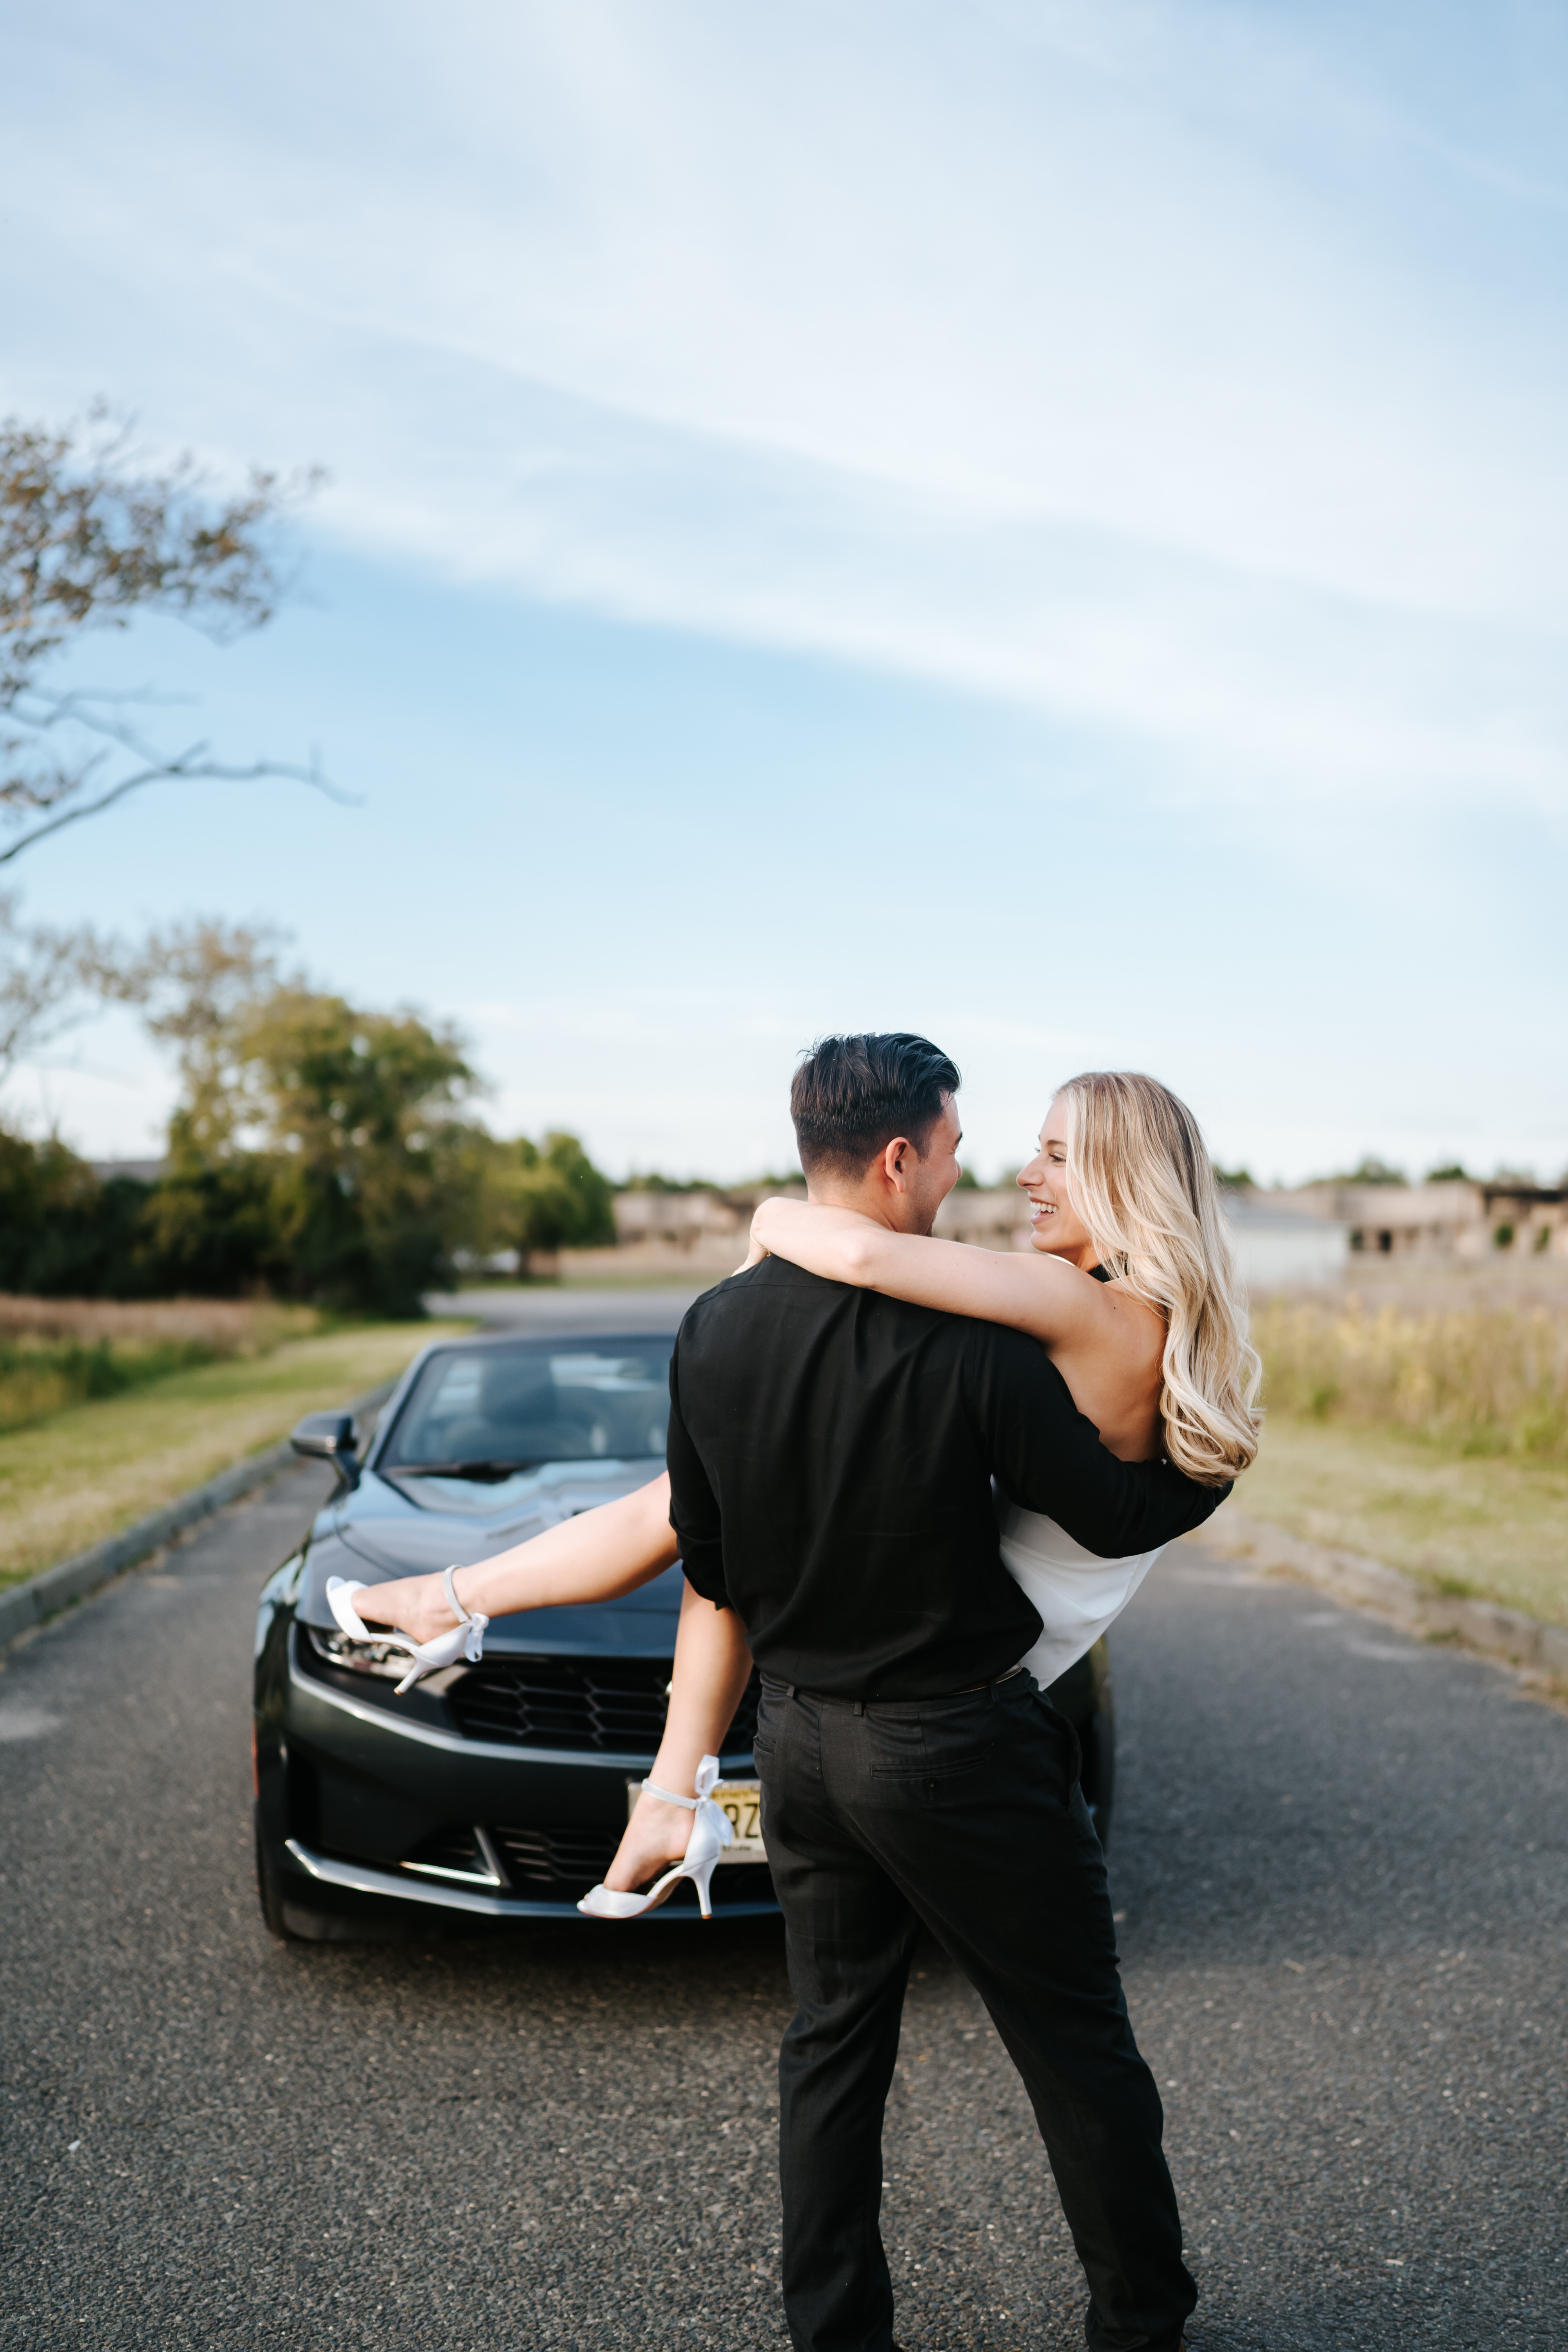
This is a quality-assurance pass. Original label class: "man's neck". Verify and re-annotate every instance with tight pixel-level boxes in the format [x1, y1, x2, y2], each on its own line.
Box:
[805, 1180, 922, 1236]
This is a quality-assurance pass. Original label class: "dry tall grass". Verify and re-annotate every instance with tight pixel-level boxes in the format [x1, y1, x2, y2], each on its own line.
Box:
[0, 1297, 320, 1436]
[0, 1296, 316, 1350]
[1252, 1288, 1568, 1460]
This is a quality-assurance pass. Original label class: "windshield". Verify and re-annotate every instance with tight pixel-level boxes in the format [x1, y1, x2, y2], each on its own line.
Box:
[378, 1339, 674, 1479]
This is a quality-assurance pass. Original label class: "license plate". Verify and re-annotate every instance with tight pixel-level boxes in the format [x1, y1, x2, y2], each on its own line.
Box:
[626, 1777, 766, 1863]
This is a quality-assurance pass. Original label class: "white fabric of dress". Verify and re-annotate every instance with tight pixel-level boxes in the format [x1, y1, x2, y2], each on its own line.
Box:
[996, 1492, 1164, 1689]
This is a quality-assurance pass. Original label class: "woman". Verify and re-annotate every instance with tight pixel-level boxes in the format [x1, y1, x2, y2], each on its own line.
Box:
[338, 1070, 1259, 1910]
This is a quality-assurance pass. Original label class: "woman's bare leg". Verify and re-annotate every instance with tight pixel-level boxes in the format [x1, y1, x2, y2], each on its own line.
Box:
[604, 1580, 755, 1892]
[347, 1474, 679, 1644]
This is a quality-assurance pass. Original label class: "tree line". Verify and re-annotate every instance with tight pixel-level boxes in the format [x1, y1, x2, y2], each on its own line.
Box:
[0, 920, 615, 1314]
[0, 405, 615, 1315]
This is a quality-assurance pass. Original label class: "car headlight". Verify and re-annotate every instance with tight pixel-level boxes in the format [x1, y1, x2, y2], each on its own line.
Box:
[305, 1623, 411, 1681]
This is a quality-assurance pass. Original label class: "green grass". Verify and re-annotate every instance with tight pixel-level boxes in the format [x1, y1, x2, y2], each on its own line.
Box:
[0, 1320, 469, 1592]
[1233, 1413, 1568, 1630]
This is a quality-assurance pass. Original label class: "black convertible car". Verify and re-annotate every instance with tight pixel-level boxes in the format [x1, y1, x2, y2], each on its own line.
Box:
[252, 1323, 1116, 1941]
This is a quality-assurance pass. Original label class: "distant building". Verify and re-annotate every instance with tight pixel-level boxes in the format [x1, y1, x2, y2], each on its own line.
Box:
[594, 1171, 1566, 1288]
[1224, 1196, 1348, 1289]
[934, 1187, 1351, 1289]
[89, 1159, 168, 1186]
[1266, 1179, 1568, 1259]
[931, 1189, 1033, 1249]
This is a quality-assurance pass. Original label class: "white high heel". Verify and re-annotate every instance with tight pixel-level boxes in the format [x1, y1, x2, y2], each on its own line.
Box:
[577, 1754, 734, 1921]
[325, 1568, 489, 1696]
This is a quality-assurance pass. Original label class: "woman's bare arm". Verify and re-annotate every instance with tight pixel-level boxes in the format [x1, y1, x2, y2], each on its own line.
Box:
[352, 1472, 679, 1643]
[749, 1195, 1108, 1349]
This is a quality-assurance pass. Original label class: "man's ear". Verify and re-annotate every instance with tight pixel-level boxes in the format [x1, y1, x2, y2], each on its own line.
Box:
[882, 1135, 914, 1193]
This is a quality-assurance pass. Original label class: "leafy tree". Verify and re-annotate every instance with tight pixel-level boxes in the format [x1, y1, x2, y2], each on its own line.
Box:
[1425, 1162, 1471, 1185]
[472, 1130, 616, 1262]
[1318, 1156, 1408, 1187]
[1, 405, 328, 864]
[231, 990, 480, 1313]
[103, 915, 289, 1161]
[620, 1171, 717, 1196]
[0, 1129, 150, 1295]
[11, 911, 619, 1309]
[117, 929, 484, 1310]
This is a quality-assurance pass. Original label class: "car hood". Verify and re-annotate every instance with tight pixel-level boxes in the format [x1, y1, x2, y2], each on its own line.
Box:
[297, 1456, 684, 1655]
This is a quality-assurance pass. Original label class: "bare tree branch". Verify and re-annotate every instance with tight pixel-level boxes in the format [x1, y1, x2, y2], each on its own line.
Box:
[0, 690, 357, 866]
[0, 751, 347, 866]
[0, 405, 330, 862]
[0, 892, 102, 1081]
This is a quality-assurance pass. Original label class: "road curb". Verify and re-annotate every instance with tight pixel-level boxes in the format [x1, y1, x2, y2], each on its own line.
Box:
[0, 1379, 398, 1649]
[1197, 1509, 1568, 1679]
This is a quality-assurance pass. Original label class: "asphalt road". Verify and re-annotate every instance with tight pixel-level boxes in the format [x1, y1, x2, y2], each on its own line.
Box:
[2, 1457, 1564, 2349]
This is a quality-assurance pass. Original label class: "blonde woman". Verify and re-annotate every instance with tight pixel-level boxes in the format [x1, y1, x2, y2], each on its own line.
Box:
[343, 1068, 1258, 1910]
[743, 1068, 1262, 1719]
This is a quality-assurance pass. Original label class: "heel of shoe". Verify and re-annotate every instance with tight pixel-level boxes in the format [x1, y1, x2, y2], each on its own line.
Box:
[690, 1853, 719, 1920]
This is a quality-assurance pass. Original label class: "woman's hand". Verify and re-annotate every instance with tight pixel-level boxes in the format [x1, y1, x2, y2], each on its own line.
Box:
[732, 1209, 772, 1277]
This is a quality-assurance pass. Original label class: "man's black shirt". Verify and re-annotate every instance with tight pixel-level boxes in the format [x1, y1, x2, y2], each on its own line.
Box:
[666, 1258, 1229, 1700]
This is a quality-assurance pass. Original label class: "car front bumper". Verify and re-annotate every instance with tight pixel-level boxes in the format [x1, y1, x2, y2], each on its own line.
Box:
[260, 1617, 777, 1926]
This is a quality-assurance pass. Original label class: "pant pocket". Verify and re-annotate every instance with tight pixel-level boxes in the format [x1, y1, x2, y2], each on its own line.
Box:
[866, 1711, 995, 1798]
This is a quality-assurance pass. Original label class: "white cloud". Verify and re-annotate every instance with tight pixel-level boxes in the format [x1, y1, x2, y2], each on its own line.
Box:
[4, 0, 1566, 816]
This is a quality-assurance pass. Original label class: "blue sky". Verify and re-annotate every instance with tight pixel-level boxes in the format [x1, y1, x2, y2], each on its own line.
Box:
[2, 0, 1564, 1182]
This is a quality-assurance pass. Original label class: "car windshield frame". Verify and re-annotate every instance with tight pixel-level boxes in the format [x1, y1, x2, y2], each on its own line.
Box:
[371, 1334, 677, 1481]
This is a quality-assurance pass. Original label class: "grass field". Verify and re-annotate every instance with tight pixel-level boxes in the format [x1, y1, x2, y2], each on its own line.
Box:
[1241, 1262, 1568, 1629]
[0, 1319, 468, 1592]
[1232, 1415, 1568, 1629]
[0, 1299, 321, 1436]
[5, 1259, 1565, 1635]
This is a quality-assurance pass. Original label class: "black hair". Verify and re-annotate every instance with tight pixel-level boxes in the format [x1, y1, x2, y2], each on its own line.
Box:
[789, 1033, 961, 1180]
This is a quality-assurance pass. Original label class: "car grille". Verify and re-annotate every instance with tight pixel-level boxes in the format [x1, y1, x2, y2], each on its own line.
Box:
[388, 1821, 773, 1909]
[448, 1659, 762, 1758]
[448, 1656, 672, 1751]
[492, 1822, 622, 1887]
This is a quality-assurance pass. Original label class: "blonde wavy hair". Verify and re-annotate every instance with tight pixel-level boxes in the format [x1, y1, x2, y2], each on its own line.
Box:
[1054, 1071, 1261, 1485]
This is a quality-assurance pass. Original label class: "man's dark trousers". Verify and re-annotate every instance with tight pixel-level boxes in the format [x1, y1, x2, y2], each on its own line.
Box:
[756, 1670, 1196, 2352]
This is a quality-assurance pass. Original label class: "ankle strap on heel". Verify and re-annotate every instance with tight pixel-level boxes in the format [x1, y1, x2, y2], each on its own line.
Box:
[641, 1780, 699, 1809]
[441, 1565, 489, 1665]
[641, 1753, 725, 1812]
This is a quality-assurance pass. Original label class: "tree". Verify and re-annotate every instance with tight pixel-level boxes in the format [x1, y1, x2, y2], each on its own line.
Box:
[0, 408, 330, 1120]
[112, 926, 483, 1310]
[229, 989, 481, 1313]
[0, 891, 101, 1084]
[1313, 1155, 1407, 1187]
[102, 914, 289, 1161]
[1, 404, 331, 866]
[472, 1130, 617, 1263]
[102, 927, 618, 1307]
[0, 1128, 150, 1296]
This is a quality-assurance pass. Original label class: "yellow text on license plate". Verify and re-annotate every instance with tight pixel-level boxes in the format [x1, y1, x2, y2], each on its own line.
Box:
[626, 1777, 766, 1864]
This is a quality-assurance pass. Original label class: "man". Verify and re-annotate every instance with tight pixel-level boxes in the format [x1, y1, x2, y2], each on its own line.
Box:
[666, 1033, 1219, 2352]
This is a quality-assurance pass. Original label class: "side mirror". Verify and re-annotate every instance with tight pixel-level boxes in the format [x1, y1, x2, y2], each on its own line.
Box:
[290, 1411, 361, 1490]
